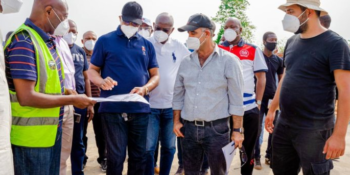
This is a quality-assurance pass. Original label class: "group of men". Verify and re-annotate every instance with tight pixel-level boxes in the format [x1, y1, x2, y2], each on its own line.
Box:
[0, 0, 350, 175]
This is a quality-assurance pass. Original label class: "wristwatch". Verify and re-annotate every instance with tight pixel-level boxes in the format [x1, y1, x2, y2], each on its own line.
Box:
[257, 100, 262, 105]
[233, 128, 242, 133]
[145, 86, 150, 95]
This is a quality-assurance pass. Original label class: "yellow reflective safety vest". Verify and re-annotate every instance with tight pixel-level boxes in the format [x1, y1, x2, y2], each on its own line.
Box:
[4, 24, 64, 148]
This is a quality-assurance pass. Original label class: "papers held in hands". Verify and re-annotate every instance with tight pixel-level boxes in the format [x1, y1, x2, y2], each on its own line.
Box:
[90, 94, 149, 104]
[222, 141, 237, 174]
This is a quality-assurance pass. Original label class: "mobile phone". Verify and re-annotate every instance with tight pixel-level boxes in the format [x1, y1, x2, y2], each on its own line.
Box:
[74, 113, 81, 123]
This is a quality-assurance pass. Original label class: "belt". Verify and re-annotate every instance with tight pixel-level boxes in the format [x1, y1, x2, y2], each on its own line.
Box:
[184, 117, 228, 127]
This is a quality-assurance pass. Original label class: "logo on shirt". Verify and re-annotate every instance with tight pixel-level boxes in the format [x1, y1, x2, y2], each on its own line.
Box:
[142, 46, 146, 55]
[239, 49, 250, 57]
[48, 60, 56, 70]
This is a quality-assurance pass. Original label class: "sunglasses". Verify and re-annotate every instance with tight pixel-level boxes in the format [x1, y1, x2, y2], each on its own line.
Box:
[123, 21, 139, 27]
[155, 26, 172, 33]
[233, 146, 248, 170]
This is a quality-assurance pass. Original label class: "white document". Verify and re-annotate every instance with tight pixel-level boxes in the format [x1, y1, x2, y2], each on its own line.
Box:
[222, 141, 237, 174]
[90, 94, 149, 104]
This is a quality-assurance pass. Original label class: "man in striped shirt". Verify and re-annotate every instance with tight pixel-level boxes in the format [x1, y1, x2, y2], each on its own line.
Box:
[4, 1, 94, 174]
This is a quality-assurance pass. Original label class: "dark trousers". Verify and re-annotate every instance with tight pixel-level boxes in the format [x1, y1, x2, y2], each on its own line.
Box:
[83, 110, 89, 164]
[231, 107, 259, 175]
[71, 107, 87, 175]
[182, 118, 229, 175]
[254, 96, 279, 159]
[271, 122, 333, 175]
[13, 129, 62, 175]
[101, 113, 149, 175]
[92, 103, 107, 163]
[177, 121, 209, 171]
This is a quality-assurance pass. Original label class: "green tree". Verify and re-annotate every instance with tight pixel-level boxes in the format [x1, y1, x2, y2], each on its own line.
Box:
[212, 0, 255, 44]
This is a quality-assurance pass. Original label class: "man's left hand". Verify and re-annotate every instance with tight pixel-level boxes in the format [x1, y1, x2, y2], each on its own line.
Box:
[87, 105, 95, 122]
[323, 134, 346, 159]
[130, 87, 146, 96]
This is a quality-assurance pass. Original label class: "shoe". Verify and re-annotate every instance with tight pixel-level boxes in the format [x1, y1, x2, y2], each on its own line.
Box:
[265, 158, 271, 165]
[174, 167, 184, 175]
[199, 168, 209, 175]
[154, 165, 160, 174]
[254, 158, 262, 170]
[100, 158, 107, 173]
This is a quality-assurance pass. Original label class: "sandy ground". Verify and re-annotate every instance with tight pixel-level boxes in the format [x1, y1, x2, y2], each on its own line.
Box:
[66, 123, 350, 175]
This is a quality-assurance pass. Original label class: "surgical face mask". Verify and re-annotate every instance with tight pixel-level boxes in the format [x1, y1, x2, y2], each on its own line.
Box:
[121, 25, 139, 39]
[223, 28, 237, 42]
[1, 0, 23, 14]
[265, 42, 277, 52]
[84, 40, 95, 51]
[282, 10, 309, 34]
[154, 30, 169, 43]
[63, 32, 77, 45]
[186, 31, 206, 51]
[48, 9, 69, 36]
[138, 29, 151, 38]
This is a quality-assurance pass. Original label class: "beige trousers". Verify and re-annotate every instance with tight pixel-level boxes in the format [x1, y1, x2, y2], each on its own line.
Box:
[60, 105, 74, 175]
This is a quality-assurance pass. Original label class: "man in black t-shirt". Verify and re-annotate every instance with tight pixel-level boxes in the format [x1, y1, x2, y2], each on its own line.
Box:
[265, 1, 350, 175]
[254, 32, 283, 170]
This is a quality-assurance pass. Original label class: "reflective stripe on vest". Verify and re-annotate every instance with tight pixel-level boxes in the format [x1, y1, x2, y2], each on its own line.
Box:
[5, 24, 64, 148]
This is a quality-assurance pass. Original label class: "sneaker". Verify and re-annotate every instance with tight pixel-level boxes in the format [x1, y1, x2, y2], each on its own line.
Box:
[254, 158, 262, 170]
[199, 168, 209, 175]
[265, 158, 271, 165]
[174, 167, 184, 175]
[100, 158, 107, 173]
[154, 165, 160, 174]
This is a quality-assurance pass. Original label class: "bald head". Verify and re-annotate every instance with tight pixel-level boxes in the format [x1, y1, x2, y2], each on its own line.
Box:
[155, 12, 174, 26]
[68, 19, 78, 34]
[225, 17, 241, 28]
[30, 0, 69, 34]
[83, 31, 97, 39]
[320, 15, 331, 29]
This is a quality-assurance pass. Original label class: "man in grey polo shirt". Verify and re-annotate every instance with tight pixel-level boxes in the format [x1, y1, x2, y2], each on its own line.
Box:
[173, 13, 245, 175]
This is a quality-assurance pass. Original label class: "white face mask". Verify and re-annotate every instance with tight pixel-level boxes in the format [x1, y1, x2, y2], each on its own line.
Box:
[282, 10, 309, 33]
[154, 30, 169, 43]
[1, 0, 23, 14]
[48, 9, 69, 36]
[121, 25, 139, 39]
[138, 29, 151, 38]
[223, 28, 237, 42]
[84, 40, 95, 51]
[186, 31, 206, 51]
[63, 32, 77, 45]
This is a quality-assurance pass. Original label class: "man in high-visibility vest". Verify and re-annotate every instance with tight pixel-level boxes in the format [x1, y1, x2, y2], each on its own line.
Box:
[3, 0, 95, 174]
[0, 1, 24, 175]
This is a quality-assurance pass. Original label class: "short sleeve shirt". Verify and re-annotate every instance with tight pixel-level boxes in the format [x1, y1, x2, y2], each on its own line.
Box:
[280, 30, 350, 130]
[5, 18, 65, 130]
[90, 26, 158, 113]
[70, 44, 88, 94]
[263, 54, 283, 98]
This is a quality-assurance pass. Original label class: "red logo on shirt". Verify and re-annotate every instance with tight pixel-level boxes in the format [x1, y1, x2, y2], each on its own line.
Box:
[142, 46, 146, 55]
[240, 49, 250, 57]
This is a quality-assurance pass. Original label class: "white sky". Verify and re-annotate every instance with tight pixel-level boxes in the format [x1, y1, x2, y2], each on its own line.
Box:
[1, 0, 349, 47]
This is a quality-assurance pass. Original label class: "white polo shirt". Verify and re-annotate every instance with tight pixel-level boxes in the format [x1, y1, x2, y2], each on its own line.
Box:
[148, 37, 191, 109]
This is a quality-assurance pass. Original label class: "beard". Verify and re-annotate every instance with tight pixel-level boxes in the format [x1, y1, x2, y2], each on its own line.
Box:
[295, 13, 309, 34]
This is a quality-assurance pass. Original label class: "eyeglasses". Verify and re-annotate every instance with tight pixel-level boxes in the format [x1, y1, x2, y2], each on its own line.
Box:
[233, 146, 248, 170]
[155, 26, 172, 33]
[123, 21, 139, 27]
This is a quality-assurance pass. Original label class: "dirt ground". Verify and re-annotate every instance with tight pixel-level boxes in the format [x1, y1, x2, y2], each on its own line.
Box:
[66, 123, 350, 175]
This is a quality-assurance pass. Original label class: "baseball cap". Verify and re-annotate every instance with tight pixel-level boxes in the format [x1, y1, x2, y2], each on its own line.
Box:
[142, 17, 152, 27]
[178, 13, 213, 32]
[122, 1, 143, 25]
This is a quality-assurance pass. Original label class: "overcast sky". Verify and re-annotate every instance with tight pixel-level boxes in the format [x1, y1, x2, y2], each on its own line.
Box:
[1, 0, 349, 47]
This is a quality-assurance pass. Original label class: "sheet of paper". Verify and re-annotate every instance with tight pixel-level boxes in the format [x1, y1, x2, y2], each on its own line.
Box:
[222, 141, 237, 174]
[90, 94, 149, 104]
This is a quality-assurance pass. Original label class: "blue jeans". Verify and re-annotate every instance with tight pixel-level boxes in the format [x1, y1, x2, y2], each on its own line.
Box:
[145, 108, 176, 175]
[13, 129, 62, 175]
[101, 113, 149, 175]
[71, 107, 87, 175]
[182, 118, 230, 175]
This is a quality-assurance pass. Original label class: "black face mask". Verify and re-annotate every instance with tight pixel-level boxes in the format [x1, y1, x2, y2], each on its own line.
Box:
[265, 42, 277, 52]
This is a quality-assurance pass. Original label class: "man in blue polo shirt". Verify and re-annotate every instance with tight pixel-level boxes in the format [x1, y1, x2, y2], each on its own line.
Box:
[88, 2, 159, 175]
